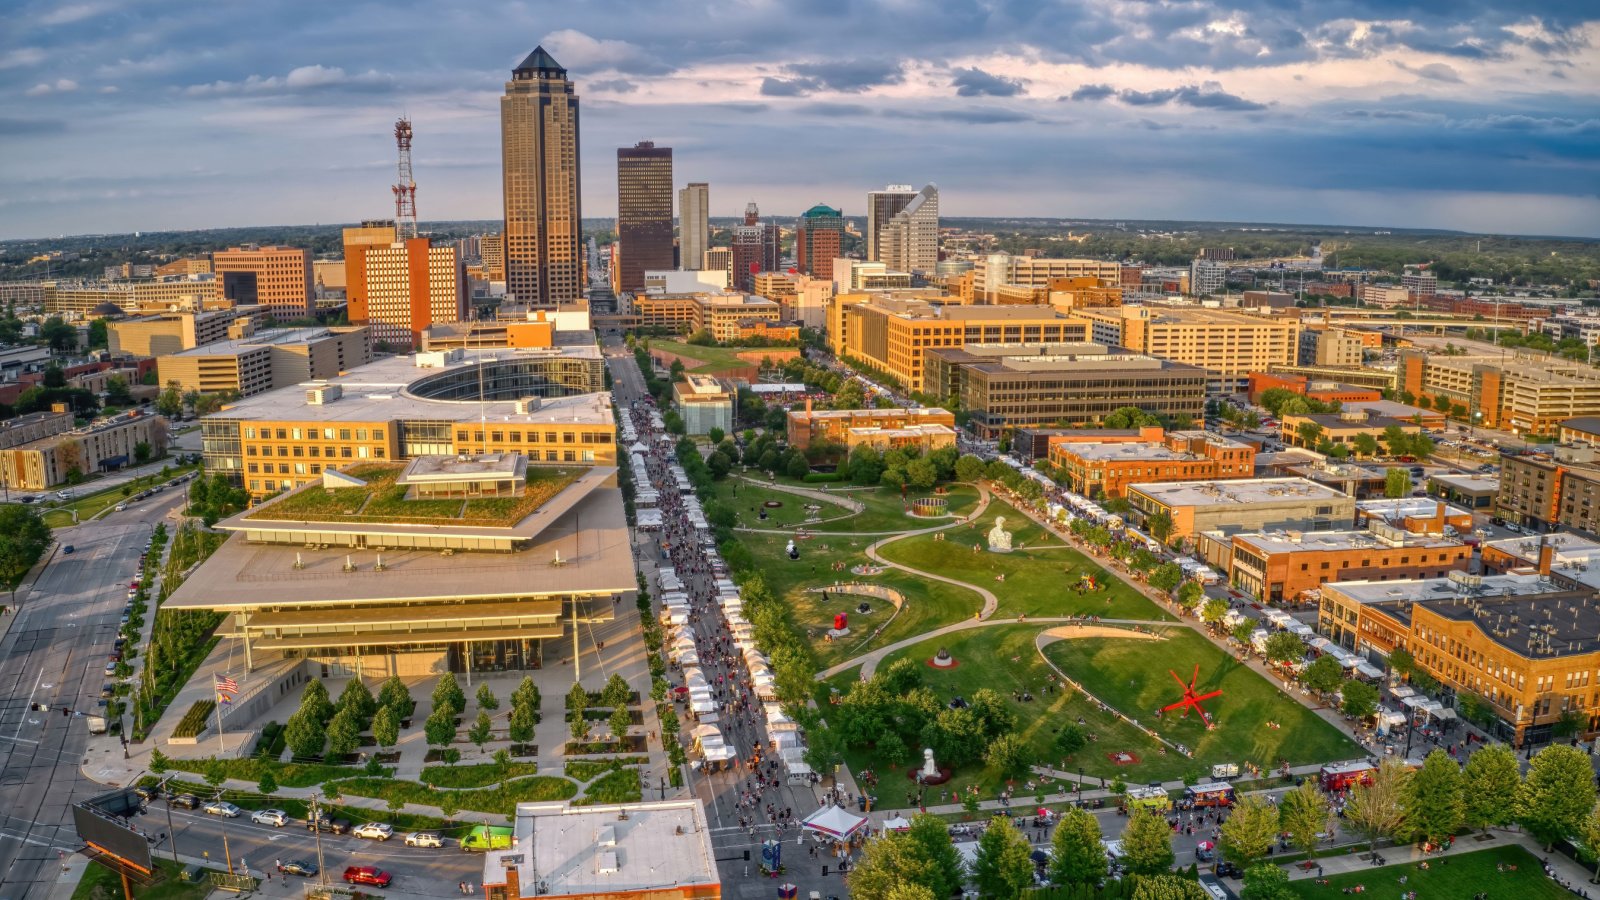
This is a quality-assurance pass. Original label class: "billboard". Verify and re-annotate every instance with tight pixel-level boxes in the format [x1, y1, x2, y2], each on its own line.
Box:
[72, 789, 153, 875]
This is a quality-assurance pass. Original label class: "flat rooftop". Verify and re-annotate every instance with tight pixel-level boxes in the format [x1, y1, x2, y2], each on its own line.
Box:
[1235, 528, 1464, 555]
[1061, 442, 1191, 463]
[848, 423, 956, 439]
[167, 326, 342, 358]
[1327, 572, 1560, 608]
[793, 407, 952, 422]
[398, 453, 527, 484]
[1356, 497, 1474, 520]
[492, 801, 718, 898]
[1130, 477, 1350, 508]
[1485, 532, 1600, 590]
[209, 351, 614, 425]
[1428, 473, 1500, 493]
[1332, 573, 1600, 658]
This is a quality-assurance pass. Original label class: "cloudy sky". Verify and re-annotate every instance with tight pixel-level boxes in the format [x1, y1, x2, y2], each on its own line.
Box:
[2, 0, 1597, 240]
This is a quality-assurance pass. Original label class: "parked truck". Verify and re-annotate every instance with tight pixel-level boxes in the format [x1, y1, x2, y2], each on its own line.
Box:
[85, 715, 107, 735]
[460, 825, 513, 852]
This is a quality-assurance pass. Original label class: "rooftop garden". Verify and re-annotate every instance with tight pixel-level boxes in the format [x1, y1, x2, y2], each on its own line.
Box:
[244, 463, 582, 527]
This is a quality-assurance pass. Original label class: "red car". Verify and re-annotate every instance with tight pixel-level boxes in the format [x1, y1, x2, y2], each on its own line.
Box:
[343, 866, 392, 888]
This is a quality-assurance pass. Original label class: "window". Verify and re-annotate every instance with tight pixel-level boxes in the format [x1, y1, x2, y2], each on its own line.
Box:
[292, 446, 303, 457]
[339, 429, 351, 441]
[372, 429, 384, 440]
[275, 429, 287, 440]
[294, 463, 306, 475]
[263, 480, 275, 491]
[309, 446, 320, 457]
[247, 463, 258, 473]
[277, 446, 289, 457]
[563, 450, 576, 462]
[249, 480, 260, 491]
[356, 429, 368, 441]
[244, 427, 256, 439]
[357, 447, 369, 459]
[341, 447, 353, 458]
[546, 450, 558, 461]
[563, 432, 576, 444]
[291, 428, 303, 440]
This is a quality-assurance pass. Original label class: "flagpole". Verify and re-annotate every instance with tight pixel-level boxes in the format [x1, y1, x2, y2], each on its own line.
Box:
[215, 688, 224, 754]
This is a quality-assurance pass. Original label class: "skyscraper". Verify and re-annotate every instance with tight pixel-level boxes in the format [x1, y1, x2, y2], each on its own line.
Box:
[730, 203, 781, 292]
[795, 204, 843, 279]
[679, 183, 710, 271]
[880, 184, 940, 273]
[501, 46, 582, 308]
[866, 184, 917, 263]
[616, 141, 674, 293]
[351, 237, 467, 350]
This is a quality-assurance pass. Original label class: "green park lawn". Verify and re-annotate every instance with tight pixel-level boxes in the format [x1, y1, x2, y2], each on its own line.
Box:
[1042, 627, 1361, 776]
[1286, 846, 1571, 899]
[647, 340, 790, 374]
[715, 477, 983, 534]
[878, 499, 1174, 621]
[809, 483, 982, 534]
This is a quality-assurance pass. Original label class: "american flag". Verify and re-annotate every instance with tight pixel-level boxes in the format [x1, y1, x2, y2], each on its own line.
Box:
[214, 674, 239, 696]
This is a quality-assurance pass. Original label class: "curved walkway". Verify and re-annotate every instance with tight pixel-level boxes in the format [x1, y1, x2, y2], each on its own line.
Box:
[859, 482, 1002, 620]
[1033, 625, 1182, 752]
[733, 475, 865, 512]
[815, 615, 1171, 681]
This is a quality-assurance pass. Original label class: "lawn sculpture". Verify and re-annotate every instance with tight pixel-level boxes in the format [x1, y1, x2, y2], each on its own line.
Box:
[1162, 664, 1223, 728]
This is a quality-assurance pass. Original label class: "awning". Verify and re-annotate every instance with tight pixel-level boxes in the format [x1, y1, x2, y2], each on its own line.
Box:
[1391, 685, 1415, 698]
[882, 816, 912, 832]
[1430, 706, 1458, 720]
[802, 806, 867, 841]
[1309, 637, 1336, 652]
[1356, 663, 1384, 679]
[1400, 695, 1427, 709]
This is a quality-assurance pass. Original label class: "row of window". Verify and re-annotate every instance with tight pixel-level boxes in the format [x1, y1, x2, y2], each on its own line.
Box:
[454, 430, 609, 445]
[245, 426, 385, 441]
[247, 445, 383, 459]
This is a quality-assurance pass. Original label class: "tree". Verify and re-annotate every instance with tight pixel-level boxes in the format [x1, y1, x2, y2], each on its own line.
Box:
[1177, 581, 1205, 611]
[298, 679, 334, 725]
[512, 675, 540, 712]
[984, 733, 1030, 778]
[706, 450, 732, 479]
[1554, 708, 1587, 739]
[609, 704, 631, 742]
[1200, 599, 1229, 626]
[786, 454, 809, 479]
[1300, 655, 1344, 696]
[1351, 433, 1379, 458]
[1406, 748, 1465, 844]
[955, 454, 985, 482]
[372, 705, 399, 749]
[1263, 632, 1304, 666]
[1121, 808, 1175, 876]
[601, 674, 631, 710]
[1147, 511, 1174, 544]
[423, 706, 456, 747]
[707, 426, 725, 445]
[133, 441, 152, 464]
[432, 673, 466, 717]
[1387, 648, 1416, 678]
[377, 675, 411, 713]
[1345, 759, 1413, 854]
[1049, 806, 1106, 888]
[509, 702, 538, 745]
[1134, 875, 1209, 900]
[1053, 722, 1088, 757]
[1278, 780, 1332, 858]
[325, 707, 361, 758]
[149, 749, 170, 773]
[468, 711, 494, 750]
[972, 816, 1035, 900]
[1149, 563, 1183, 595]
[476, 683, 499, 712]
[848, 834, 946, 900]
[155, 382, 183, 418]
[905, 813, 965, 900]
[1581, 802, 1600, 885]
[39, 318, 76, 354]
[0, 504, 52, 588]
[257, 771, 279, 796]
[1295, 421, 1323, 448]
[104, 375, 133, 407]
[1220, 795, 1279, 869]
[1339, 679, 1379, 719]
[1240, 863, 1295, 900]
[337, 678, 377, 721]
[1462, 742, 1521, 832]
[1231, 619, 1256, 646]
[284, 709, 325, 758]
[1385, 468, 1411, 498]
[905, 457, 938, 490]
[1518, 744, 1599, 849]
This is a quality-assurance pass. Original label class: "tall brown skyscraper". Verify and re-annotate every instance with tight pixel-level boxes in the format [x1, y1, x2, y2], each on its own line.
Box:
[501, 46, 582, 308]
[615, 141, 674, 293]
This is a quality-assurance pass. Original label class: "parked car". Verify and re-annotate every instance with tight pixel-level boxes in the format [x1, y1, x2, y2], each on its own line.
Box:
[61, 545, 74, 554]
[104, 661, 118, 675]
[353, 822, 394, 841]
[100, 683, 116, 698]
[1217, 861, 1243, 878]
[404, 831, 443, 848]
[343, 866, 392, 888]
[280, 861, 317, 878]
[204, 801, 242, 818]
[131, 785, 160, 802]
[307, 813, 352, 834]
[251, 808, 289, 827]
[170, 793, 200, 809]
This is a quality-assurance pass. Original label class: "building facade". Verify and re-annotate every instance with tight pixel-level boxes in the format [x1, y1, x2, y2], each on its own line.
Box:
[0, 410, 168, 490]
[616, 142, 674, 292]
[502, 47, 583, 307]
[795, 204, 843, 279]
[1079, 306, 1300, 394]
[878, 184, 939, 274]
[1230, 527, 1470, 605]
[679, 183, 710, 271]
[1398, 349, 1600, 437]
[1047, 429, 1256, 499]
[351, 238, 468, 350]
[157, 327, 371, 397]
[1127, 477, 1355, 541]
[786, 404, 955, 447]
[972, 255, 1122, 303]
[107, 309, 251, 357]
[673, 374, 734, 436]
[865, 185, 916, 264]
[212, 246, 313, 317]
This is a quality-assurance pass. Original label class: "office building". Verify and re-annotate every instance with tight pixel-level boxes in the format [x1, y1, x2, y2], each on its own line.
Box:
[0, 410, 73, 453]
[729, 203, 780, 292]
[701, 248, 733, 287]
[753, 272, 833, 330]
[878, 184, 939, 273]
[1401, 272, 1438, 298]
[845, 422, 956, 454]
[1246, 373, 1382, 407]
[673, 374, 734, 436]
[155, 257, 212, 277]
[1495, 447, 1600, 532]
[1354, 498, 1476, 535]
[1229, 526, 1470, 606]
[865, 185, 916, 263]
[1280, 410, 1424, 451]
[157, 327, 371, 397]
[1047, 429, 1256, 500]
[832, 260, 913, 292]
[680, 183, 710, 271]
[971, 255, 1122, 303]
[107, 309, 253, 357]
[42, 278, 221, 316]
[1189, 259, 1228, 297]
[1079, 306, 1301, 394]
[828, 295, 1088, 393]
[198, 350, 616, 499]
[1298, 328, 1366, 367]
[481, 233, 505, 282]
[1427, 472, 1499, 510]
[349, 237, 468, 350]
[795, 204, 843, 279]
[1318, 569, 1600, 743]
[342, 220, 399, 327]
[481, 801, 720, 900]
[786, 403, 955, 448]
[213, 246, 313, 317]
[1360, 285, 1410, 308]
[0, 410, 169, 490]
[1398, 349, 1600, 438]
[924, 344, 1206, 437]
[1127, 477, 1355, 541]
[616, 142, 674, 293]
[1200, 248, 1235, 261]
[501, 47, 582, 307]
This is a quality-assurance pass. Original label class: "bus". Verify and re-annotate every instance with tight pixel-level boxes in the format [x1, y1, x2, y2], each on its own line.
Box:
[1184, 783, 1235, 808]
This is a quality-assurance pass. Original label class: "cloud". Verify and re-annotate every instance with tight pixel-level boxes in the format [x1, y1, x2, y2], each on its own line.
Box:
[760, 77, 821, 97]
[883, 107, 1033, 124]
[589, 79, 637, 94]
[182, 65, 390, 96]
[25, 79, 79, 96]
[1072, 81, 1266, 111]
[0, 47, 46, 69]
[36, 2, 110, 26]
[951, 66, 1024, 97]
[1397, 61, 1464, 82]
[782, 60, 903, 92]
[0, 117, 66, 135]
[1067, 83, 1116, 101]
[538, 29, 666, 75]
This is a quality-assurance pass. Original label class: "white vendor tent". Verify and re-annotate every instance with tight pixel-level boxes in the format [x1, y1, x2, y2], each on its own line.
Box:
[802, 806, 867, 841]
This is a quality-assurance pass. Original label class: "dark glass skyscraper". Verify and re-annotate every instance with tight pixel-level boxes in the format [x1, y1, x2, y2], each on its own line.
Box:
[615, 141, 674, 293]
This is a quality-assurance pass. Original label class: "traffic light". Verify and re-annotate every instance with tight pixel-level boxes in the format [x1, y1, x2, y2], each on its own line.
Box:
[61, 707, 70, 717]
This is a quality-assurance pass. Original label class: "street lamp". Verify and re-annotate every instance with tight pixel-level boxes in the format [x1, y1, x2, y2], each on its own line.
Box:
[1077, 767, 1083, 807]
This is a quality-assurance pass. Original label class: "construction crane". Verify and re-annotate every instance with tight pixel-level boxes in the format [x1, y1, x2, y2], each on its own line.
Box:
[392, 117, 418, 240]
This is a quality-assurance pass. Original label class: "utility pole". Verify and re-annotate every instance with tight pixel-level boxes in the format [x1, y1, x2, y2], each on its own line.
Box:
[160, 776, 178, 865]
[216, 790, 234, 875]
[310, 792, 328, 884]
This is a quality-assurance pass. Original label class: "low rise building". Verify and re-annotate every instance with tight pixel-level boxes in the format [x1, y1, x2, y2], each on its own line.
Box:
[1231, 526, 1470, 605]
[1281, 410, 1423, 451]
[786, 403, 956, 447]
[157, 327, 371, 397]
[1481, 531, 1600, 595]
[107, 309, 254, 357]
[846, 423, 957, 453]
[1398, 349, 1600, 437]
[1281, 459, 1390, 500]
[1360, 285, 1410, 308]
[1078, 306, 1300, 394]
[1428, 472, 1499, 510]
[1354, 498, 1476, 535]
[1558, 416, 1600, 446]
[0, 410, 168, 490]
[673, 374, 734, 436]
[482, 801, 720, 900]
[1127, 477, 1354, 541]
[1246, 372, 1382, 406]
[1046, 429, 1256, 500]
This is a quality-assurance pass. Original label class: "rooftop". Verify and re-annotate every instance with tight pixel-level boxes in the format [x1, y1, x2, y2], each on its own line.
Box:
[398, 453, 527, 485]
[1428, 472, 1500, 493]
[1356, 497, 1475, 521]
[1331, 572, 1600, 659]
[1291, 412, 1418, 430]
[1328, 571, 1562, 609]
[1235, 528, 1465, 555]
[1561, 416, 1600, 435]
[240, 461, 584, 529]
[167, 326, 346, 358]
[792, 406, 953, 423]
[1485, 532, 1600, 592]
[490, 801, 718, 898]
[1129, 477, 1351, 508]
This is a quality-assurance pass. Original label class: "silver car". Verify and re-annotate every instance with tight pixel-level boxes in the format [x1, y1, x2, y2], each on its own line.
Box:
[204, 801, 242, 818]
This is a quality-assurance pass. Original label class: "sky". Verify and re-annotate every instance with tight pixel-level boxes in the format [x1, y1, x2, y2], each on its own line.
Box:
[1, 0, 1597, 241]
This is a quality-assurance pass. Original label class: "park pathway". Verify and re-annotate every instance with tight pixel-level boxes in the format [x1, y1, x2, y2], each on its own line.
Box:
[815, 615, 1172, 681]
[855, 482, 1006, 620]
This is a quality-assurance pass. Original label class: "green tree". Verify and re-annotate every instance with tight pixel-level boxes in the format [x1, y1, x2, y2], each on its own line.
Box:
[955, 454, 985, 482]
[423, 705, 456, 747]
[257, 771, 278, 796]
[432, 673, 466, 717]
[1049, 806, 1106, 888]
[325, 707, 361, 758]
[1294, 421, 1323, 448]
[337, 678, 377, 721]
[104, 375, 133, 406]
[511, 675, 540, 712]
[1385, 468, 1411, 498]
[1239, 864, 1295, 900]
[971, 816, 1035, 900]
[1121, 808, 1175, 876]
[1219, 795, 1278, 869]
[1580, 801, 1600, 885]
[0, 504, 52, 588]
[1147, 511, 1174, 544]
[1200, 598, 1229, 626]
[1263, 631, 1304, 666]
[983, 733, 1030, 779]
[1462, 742, 1521, 832]
[1351, 433, 1379, 458]
[508, 703, 538, 745]
[1231, 619, 1256, 645]
[39, 317, 76, 354]
[1406, 748, 1464, 844]
[1053, 723, 1088, 758]
[377, 675, 411, 713]
[1517, 744, 1599, 849]
[476, 682, 499, 712]
[133, 441, 152, 464]
[1149, 563, 1184, 594]
[1345, 759, 1413, 855]
[298, 679, 334, 725]
[1300, 655, 1344, 696]
[706, 450, 732, 479]
[1388, 647, 1416, 678]
[468, 711, 494, 750]
[609, 704, 631, 742]
[848, 834, 944, 900]
[1339, 679, 1379, 719]
[372, 705, 399, 749]
[1278, 780, 1332, 857]
[284, 709, 325, 758]
[905, 813, 965, 900]
[905, 457, 938, 489]
[786, 453, 810, 480]
[707, 426, 725, 444]
[155, 381, 183, 418]
[600, 674, 631, 709]
[1177, 580, 1205, 611]
[149, 748, 170, 773]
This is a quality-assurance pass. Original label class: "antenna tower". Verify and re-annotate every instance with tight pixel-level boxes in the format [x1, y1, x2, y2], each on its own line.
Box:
[392, 117, 418, 240]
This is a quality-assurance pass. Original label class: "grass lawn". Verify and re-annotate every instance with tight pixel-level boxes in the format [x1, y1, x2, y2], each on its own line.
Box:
[811, 483, 982, 534]
[1042, 627, 1361, 776]
[878, 499, 1173, 621]
[647, 340, 792, 374]
[247, 463, 580, 526]
[1286, 845, 1571, 899]
[715, 478, 982, 534]
[73, 858, 211, 900]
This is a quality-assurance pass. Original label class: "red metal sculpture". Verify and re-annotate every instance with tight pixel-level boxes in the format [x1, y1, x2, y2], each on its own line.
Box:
[1162, 664, 1223, 726]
